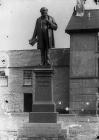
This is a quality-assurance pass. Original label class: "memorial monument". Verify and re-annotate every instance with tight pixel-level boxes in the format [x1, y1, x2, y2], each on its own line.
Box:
[18, 7, 66, 140]
[29, 7, 58, 66]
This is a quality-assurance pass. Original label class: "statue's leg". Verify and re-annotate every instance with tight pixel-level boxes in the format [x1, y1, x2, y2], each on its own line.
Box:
[45, 48, 50, 65]
[41, 31, 49, 65]
[40, 48, 45, 65]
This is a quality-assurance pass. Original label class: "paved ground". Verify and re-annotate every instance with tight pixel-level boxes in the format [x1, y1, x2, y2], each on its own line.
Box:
[0, 113, 99, 139]
[58, 115, 99, 140]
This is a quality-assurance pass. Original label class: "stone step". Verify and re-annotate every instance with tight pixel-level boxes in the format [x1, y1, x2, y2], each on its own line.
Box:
[18, 123, 62, 138]
[29, 112, 57, 123]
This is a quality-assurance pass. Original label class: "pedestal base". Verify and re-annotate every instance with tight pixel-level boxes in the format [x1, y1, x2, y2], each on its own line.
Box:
[29, 112, 57, 123]
[18, 123, 62, 138]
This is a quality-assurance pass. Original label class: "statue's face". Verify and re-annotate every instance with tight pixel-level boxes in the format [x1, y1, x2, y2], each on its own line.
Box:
[41, 11, 48, 17]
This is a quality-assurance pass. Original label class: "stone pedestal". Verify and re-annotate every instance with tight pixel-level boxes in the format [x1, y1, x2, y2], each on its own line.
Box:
[33, 68, 53, 103]
[29, 67, 57, 123]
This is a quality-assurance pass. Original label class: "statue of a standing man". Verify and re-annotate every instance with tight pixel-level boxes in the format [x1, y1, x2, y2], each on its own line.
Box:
[29, 7, 58, 66]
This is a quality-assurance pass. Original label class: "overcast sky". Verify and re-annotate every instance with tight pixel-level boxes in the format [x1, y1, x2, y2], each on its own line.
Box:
[0, 0, 98, 50]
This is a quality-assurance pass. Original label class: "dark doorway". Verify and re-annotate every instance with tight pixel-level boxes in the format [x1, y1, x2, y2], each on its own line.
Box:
[24, 93, 32, 112]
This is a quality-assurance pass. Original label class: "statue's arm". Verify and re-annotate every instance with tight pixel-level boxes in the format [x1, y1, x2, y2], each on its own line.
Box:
[32, 20, 37, 39]
[47, 17, 58, 30]
[29, 20, 38, 46]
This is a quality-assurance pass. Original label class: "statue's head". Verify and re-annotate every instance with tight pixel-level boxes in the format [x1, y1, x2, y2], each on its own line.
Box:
[40, 7, 48, 17]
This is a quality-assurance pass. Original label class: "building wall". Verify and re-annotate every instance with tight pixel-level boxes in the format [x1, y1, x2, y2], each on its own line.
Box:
[70, 33, 98, 114]
[53, 66, 69, 109]
[0, 68, 24, 113]
[0, 49, 69, 113]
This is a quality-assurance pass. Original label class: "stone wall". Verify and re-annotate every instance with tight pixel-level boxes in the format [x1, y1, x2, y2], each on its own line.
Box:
[70, 33, 98, 114]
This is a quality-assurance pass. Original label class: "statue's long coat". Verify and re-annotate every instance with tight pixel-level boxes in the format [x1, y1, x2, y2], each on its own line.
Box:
[32, 15, 57, 49]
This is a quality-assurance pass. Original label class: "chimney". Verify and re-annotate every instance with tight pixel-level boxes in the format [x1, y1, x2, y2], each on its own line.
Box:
[85, 0, 99, 9]
[75, 0, 85, 16]
[95, 0, 99, 5]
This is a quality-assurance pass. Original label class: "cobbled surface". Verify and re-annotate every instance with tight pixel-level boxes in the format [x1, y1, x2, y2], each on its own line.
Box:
[0, 113, 99, 140]
[58, 115, 99, 140]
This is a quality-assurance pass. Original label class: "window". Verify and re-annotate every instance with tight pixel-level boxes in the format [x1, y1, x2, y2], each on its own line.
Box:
[0, 71, 8, 87]
[23, 70, 32, 86]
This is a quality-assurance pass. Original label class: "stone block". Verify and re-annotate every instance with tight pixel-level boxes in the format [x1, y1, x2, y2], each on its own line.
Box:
[32, 104, 56, 112]
[29, 112, 57, 123]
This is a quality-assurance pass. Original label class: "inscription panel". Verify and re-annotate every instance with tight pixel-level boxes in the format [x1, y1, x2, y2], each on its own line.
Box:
[35, 76, 52, 102]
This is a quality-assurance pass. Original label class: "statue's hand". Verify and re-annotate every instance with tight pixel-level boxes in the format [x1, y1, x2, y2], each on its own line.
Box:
[29, 38, 37, 46]
[29, 39, 32, 44]
[46, 19, 52, 25]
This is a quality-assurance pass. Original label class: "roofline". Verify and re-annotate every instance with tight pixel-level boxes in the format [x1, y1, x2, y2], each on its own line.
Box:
[85, 9, 99, 11]
[0, 48, 70, 52]
[65, 28, 99, 34]
[65, 9, 99, 34]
